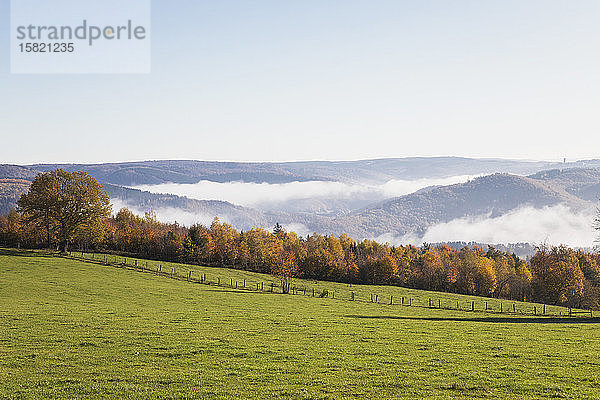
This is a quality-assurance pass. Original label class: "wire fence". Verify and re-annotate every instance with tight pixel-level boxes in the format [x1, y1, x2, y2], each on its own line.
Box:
[67, 251, 595, 319]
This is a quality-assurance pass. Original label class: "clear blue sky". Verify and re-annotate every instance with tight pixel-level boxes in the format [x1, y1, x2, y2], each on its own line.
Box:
[1, 0, 599, 164]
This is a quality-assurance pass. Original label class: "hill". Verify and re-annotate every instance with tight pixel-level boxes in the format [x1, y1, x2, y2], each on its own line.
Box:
[4, 161, 600, 243]
[311, 173, 591, 237]
[0, 168, 271, 229]
[0, 164, 38, 180]
[30, 157, 575, 185]
[31, 160, 327, 185]
[104, 183, 270, 229]
[0, 179, 31, 215]
[528, 167, 600, 202]
[1, 248, 598, 399]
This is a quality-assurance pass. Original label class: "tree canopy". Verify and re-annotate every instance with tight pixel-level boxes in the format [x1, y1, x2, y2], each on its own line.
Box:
[17, 169, 111, 252]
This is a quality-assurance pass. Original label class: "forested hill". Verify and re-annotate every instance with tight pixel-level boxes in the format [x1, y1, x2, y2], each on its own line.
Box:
[2, 161, 600, 244]
[528, 168, 600, 202]
[0, 165, 38, 214]
[0, 165, 37, 180]
[29, 157, 588, 185]
[103, 184, 269, 230]
[0, 166, 270, 228]
[306, 173, 592, 238]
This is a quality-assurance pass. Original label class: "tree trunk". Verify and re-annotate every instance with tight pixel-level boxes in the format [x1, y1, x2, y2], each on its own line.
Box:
[46, 223, 51, 249]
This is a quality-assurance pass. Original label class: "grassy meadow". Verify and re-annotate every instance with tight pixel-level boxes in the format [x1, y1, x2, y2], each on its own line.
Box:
[1, 248, 599, 399]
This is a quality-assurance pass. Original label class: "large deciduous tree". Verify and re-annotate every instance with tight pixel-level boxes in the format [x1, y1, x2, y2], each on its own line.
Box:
[530, 245, 584, 306]
[17, 169, 111, 252]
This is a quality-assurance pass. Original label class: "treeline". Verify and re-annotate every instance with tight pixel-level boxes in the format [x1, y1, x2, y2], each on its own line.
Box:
[2, 207, 599, 309]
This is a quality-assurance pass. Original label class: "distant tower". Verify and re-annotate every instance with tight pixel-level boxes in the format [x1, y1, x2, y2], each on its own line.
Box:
[563, 157, 566, 164]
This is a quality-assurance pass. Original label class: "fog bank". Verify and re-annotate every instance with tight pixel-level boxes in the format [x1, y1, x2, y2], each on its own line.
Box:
[132, 175, 480, 209]
[110, 199, 221, 227]
[377, 205, 597, 248]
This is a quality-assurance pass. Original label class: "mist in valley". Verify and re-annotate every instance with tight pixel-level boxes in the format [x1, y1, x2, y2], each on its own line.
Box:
[377, 204, 597, 249]
[110, 198, 223, 227]
[116, 175, 600, 249]
[132, 174, 481, 214]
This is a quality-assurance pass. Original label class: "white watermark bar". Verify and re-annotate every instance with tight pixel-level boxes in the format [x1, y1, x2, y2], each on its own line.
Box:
[10, 0, 151, 74]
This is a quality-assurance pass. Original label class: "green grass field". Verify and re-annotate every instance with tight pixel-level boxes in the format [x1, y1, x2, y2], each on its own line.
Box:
[71, 251, 586, 318]
[1, 248, 599, 399]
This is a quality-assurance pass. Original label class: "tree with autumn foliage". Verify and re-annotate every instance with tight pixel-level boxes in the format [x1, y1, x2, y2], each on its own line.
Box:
[0, 209, 23, 248]
[415, 248, 445, 291]
[357, 240, 398, 284]
[530, 245, 584, 306]
[487, 246, 531, 301]
[272, 250, 300, 294]
[5, 195, 600, 309]
[17, 170, 111, 252]
[209, 217, 239, 265]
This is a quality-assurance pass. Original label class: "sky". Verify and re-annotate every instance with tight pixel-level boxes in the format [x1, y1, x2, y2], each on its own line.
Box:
[1, 0, 599, 164]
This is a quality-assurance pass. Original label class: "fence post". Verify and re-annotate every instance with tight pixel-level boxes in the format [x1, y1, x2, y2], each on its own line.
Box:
[243, 279, 246, 288]
[513, 303, 516, 313]
[534, 306, 537, 315]
[370, 294, 373, 303]
[471, 301, 474, 311]
[390, 295, 393, 305]
[429, 298, 432, 308]
[272, 282, 275, 293]
[401, 296, 404, 305]
[500, 303, 503, 313]
[457, 301, 459, 310]
[438, 299, 441, 309]
[351, 292, 355, 301]
[485, 301, 488, 311]
[375, 295, 378, 303]
[569, 308, 572, 317]
[261, 282, 263, 291]
[543, 304, 546, 315]
[171, 268, 174, 278]
[409, 298, 412, 306]
[332, 291, 334, 299]
[235, 281, 238, 289]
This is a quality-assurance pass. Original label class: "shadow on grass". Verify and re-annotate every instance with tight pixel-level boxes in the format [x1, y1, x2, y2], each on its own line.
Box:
[0, 248, 55, 258]
[344, 314, 600, 324]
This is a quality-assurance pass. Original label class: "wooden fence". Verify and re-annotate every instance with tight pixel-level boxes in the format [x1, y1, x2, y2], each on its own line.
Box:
[67, 251, 595, 319]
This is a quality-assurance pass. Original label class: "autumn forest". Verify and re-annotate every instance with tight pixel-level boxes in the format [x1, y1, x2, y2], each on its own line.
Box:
[2, 176, 600, 310]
